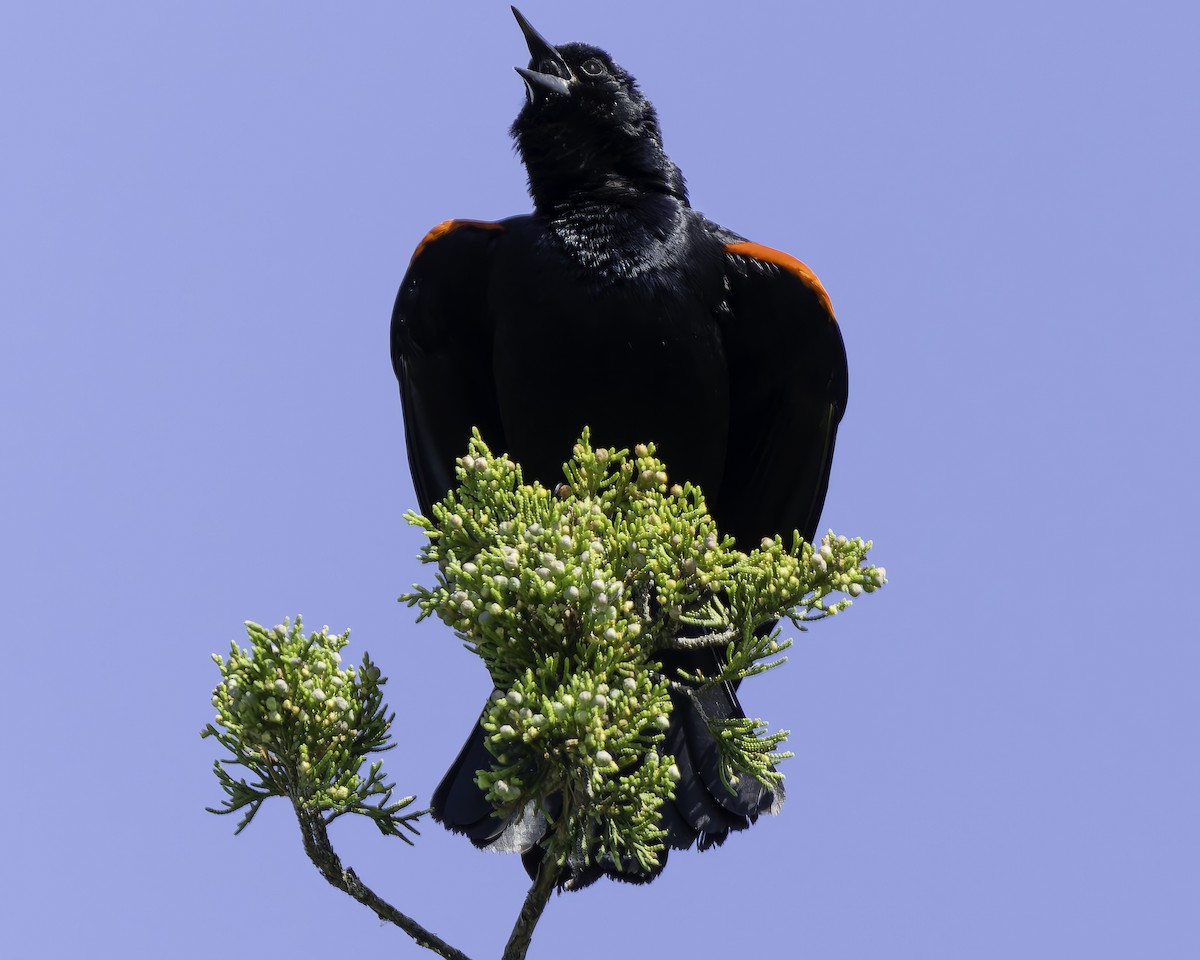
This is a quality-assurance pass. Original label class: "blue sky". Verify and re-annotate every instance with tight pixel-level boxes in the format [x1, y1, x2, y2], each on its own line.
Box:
[4, 2, 1197, 957]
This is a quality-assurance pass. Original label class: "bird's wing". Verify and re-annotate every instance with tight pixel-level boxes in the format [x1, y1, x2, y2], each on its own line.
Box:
[714, 233, 849, 547]
[390, 219, 509, 516]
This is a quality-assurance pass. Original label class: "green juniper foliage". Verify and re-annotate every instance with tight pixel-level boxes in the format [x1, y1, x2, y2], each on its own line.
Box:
[203, 618, 420, 839]
[404, 430, 885, 876]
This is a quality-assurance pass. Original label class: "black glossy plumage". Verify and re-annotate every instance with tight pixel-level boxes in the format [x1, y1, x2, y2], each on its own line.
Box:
[391, 8, 848, 887]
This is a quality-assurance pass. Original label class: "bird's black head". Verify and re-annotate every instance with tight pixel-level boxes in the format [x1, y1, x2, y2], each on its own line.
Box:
[508, 7, 687, 212]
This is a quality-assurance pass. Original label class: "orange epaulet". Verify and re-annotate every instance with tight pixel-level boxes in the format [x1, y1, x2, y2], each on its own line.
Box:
[410, 219, 505, 265]
[724, 241, 835, 318]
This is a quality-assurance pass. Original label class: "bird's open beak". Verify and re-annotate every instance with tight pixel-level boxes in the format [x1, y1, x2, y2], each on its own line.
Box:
[512, 6, 571, 102]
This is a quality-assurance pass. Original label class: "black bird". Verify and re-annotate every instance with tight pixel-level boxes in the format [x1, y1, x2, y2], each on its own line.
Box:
[391, 7, 847, 887]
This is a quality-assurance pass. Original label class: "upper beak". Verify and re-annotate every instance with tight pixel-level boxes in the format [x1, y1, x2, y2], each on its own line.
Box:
[512, 6, 571, 101]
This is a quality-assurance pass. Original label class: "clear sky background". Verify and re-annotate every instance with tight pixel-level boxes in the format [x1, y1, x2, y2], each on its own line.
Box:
[4, 2, 1197, 957]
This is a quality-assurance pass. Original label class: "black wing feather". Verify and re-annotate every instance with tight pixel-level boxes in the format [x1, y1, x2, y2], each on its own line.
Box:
[716, 244, 848, 547]
[390, 221, 508, 516]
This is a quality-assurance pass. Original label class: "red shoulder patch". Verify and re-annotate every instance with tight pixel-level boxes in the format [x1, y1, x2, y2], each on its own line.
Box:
[410, 219, 505, 265]
[724, 241, 835, 319]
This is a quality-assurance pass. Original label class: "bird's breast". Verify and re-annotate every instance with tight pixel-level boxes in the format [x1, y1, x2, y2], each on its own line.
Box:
[487, 231, 731, 496]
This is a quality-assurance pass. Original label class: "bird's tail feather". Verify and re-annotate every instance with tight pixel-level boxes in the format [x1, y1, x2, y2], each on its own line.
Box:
[430, 650, 780, 887]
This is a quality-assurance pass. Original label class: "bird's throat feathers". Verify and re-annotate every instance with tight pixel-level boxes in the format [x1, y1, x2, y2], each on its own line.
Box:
[513, 117, 688, 215]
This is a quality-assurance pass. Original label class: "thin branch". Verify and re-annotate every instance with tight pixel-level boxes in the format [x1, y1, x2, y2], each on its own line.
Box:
[502, 859, 560, 960]
[660, 624, 739, 650]
[294, 802, 473, 960]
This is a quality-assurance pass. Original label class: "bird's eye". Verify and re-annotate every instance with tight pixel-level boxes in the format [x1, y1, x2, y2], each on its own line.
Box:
[580, 58, 606, 77]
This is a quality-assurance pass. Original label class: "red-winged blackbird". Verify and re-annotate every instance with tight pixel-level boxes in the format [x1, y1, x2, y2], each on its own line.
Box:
[391, 7, 847, 887]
